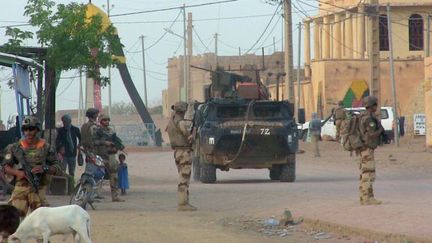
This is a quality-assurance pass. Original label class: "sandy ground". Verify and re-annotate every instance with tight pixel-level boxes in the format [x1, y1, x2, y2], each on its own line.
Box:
[3, 138, 432, 242]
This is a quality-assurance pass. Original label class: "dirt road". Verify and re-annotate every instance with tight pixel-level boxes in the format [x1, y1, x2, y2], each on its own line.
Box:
[7, 139, 432, 242]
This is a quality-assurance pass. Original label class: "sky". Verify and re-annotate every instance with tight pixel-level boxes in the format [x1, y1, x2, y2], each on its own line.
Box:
[0, 0, 318, 121]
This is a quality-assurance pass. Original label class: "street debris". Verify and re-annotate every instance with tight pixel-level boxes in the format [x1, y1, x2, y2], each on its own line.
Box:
[263, 217, 279, 227]
[314, 232, 332, 240]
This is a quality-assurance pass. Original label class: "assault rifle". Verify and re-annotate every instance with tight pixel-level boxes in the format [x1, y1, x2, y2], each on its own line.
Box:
[14, 147, 43, 193]
[371, 116, 390, 145]
[96, 129, 125, 151]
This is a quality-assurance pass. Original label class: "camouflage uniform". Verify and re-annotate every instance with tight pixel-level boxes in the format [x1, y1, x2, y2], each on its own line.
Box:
[93, 115, 122, 201]
[166, 102, 196, 211]
[2, 139, 61, 217]
[334, 101, 347, 141]
[358, 96, 382, 205]
[80, 119, 98, 155]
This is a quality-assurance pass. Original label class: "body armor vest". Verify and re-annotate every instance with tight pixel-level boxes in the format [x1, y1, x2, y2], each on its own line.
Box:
[166, 116, 190, 149]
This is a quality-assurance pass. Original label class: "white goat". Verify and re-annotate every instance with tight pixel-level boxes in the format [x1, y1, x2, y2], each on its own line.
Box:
[8, 205, 92, 243]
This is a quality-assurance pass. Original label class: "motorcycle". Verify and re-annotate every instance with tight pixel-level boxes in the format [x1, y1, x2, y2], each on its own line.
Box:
[69, 152, 106, 210]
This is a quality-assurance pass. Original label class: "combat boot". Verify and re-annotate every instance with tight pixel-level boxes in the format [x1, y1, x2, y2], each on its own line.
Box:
[361, 198, 382, 205]
[112, 197, 125, 202]
[177, 191, 196, 211]
[177, 203, 197, 211]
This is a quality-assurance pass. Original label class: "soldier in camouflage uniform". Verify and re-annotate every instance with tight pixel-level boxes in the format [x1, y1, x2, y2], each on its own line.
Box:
[334, 101, 347, 142]
[93, 114, 124, 202]
[2, 116, 62, 217]
[166, 102, 197, 211]
[80, 108, 99, 155]
[358, 96, 383, 205]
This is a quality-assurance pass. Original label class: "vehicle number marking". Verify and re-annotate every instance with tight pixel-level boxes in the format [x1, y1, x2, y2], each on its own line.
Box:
[260, 128, 271, 135]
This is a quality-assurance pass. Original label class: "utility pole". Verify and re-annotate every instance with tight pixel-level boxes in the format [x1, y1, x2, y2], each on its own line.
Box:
[214, 33, 219, 66]
[106, 0, 112, 117]
[0, 86, 2, 122]
[238, 47, 242, 70]
[366, 0, 381, 105]
[283, 0, 294, 103]
[78, 69, 83, 125]
[182, 5, 188, 102]
[427, 15, 430, 57]
[187, 12, 193, 102]
[296, 22, 302, 119]
[140, 35, 148, 106]
[387, 4, 399, 147]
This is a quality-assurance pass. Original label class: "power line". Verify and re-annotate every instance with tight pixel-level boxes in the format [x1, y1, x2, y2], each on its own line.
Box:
[110, 0, 238, 18]
[245, 3, 282, 54]
[144, 10, 182, 51]
[259, 14, 282, 49]
[127, 65, 167, 82]
[113, 13, 275, 24]
[56, 71, 79, 96]
[192, 26, 212, 53]
[296, 0, 364, 56]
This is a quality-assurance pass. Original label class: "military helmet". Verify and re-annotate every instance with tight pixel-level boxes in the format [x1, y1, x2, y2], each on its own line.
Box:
[99, 114, 110, 121]
[171, 101, 188, 112]
[364, 96, 378, 108]
[85, 108, 99, 118]
[22, 116, 41, 131]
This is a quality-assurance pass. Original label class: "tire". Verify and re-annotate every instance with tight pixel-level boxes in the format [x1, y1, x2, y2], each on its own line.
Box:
[200, 162, 216, 184]
[192, 156, 201, 182]
[280, 154, 296, 182]
[69, 182, 92, 209]
[269, 165, 282, 180]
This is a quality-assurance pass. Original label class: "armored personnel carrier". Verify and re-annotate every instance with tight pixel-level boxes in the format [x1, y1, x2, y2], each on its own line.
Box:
[190, 66, 304, 183]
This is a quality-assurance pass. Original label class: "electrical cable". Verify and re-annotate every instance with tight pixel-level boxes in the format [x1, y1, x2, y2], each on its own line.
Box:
[56, 72, 79, 97]
[110, 0, 238, 18]
[259, 14, 282, 50]
[245, 3, 282, 54]
[192, 26, 212, 53]
[296, 0, 364, 56]
[144, 10, 182, 51]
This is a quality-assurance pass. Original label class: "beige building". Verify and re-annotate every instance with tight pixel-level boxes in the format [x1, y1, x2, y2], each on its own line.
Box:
[302, 0, 432, 134]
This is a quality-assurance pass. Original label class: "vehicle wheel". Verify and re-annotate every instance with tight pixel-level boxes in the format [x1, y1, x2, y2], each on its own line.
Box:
[69, 183, 92, 209]
[280, 154, 296, 182]
[269, 165, 282, 180]
[192, 156, 201, 181]
[200, 162, 216, 184]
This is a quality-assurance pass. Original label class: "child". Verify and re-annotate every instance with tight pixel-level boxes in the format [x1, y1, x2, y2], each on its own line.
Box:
[0, 205, 20, 242]
[118, 154, 129, 195]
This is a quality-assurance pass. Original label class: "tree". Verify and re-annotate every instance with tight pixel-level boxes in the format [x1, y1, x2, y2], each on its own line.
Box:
[2, 0, 121, 85]
[0, 27, 33, 55]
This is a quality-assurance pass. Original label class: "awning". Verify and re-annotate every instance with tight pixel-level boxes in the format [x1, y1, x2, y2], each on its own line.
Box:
[0, 52, 43, 69]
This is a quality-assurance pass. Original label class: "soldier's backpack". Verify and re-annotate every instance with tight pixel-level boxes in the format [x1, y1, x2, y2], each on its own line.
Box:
[340, 113, 365, 151]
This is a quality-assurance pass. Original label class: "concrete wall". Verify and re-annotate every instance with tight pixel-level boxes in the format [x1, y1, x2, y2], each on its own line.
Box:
[308, 59, 424, 134]
[424, 57, 432, 146]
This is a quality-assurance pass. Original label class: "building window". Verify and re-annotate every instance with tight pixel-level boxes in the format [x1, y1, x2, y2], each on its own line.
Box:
[409, 14, 424, 51]
[379, 15, 389, 51]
